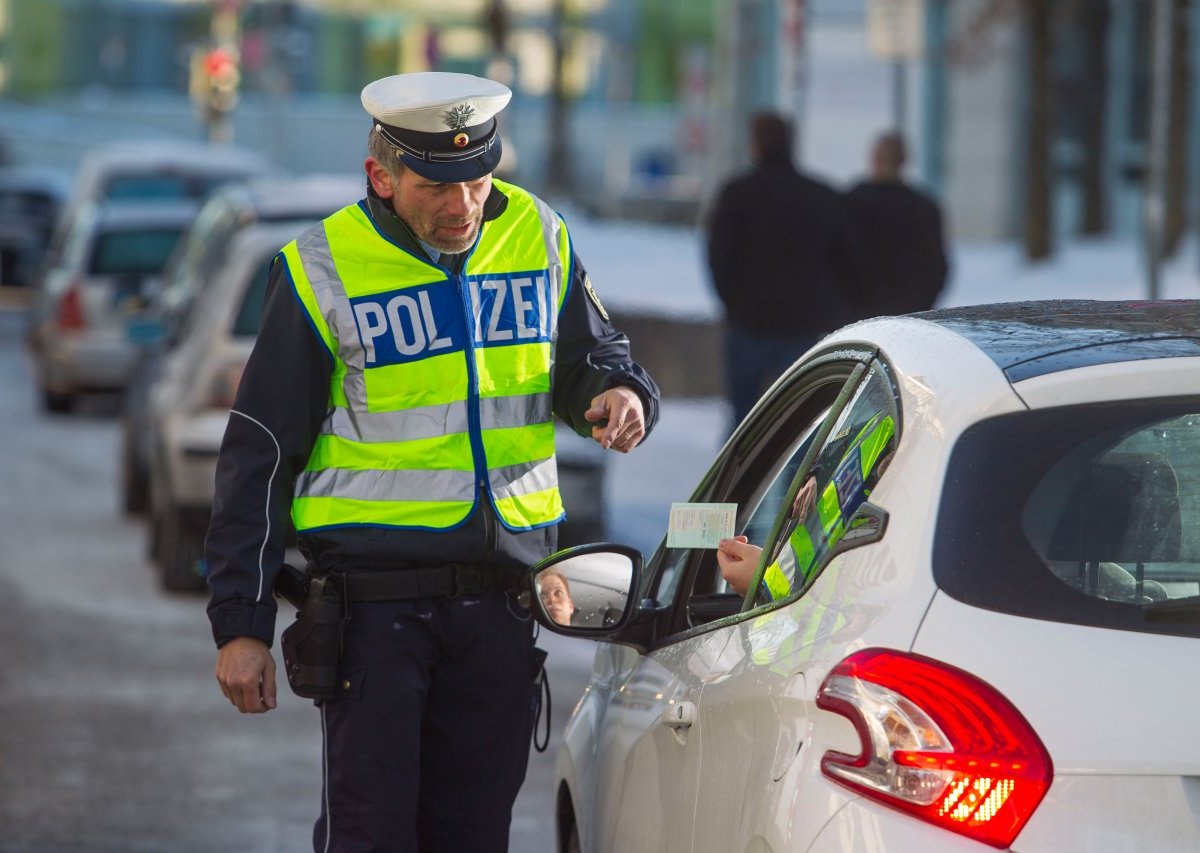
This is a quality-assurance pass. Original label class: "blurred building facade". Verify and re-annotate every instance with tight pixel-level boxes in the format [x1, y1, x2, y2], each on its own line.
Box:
[0, 0, 1195, 250]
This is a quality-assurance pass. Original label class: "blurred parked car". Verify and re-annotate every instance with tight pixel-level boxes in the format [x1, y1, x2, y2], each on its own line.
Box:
[119, 174, 362, 516]
[25, 200, 196, 412]
[0, 166, 69, 289]
[39, 139, 272, 275]
[146, 223, 291, 591]
[529, 300, 1200, 853]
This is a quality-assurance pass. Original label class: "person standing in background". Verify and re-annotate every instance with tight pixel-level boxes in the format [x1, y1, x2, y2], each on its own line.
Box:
[706, 111, 864, 434]
[845, 132, 949, 317]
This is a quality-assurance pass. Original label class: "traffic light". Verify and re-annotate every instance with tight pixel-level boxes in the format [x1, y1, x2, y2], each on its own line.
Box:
[202, 46, 241, 112]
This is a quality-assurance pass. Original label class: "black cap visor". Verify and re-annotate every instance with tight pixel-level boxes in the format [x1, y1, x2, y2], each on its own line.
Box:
[375, 118, 503, 183]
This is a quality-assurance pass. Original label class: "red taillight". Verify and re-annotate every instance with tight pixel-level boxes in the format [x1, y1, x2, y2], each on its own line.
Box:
[208, 361, 244, 410]
[816, 648, 1052, 849]
[56, 284, 86, 330]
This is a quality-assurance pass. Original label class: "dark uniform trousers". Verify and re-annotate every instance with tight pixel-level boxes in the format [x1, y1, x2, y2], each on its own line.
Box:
[313, 585, 539, 853]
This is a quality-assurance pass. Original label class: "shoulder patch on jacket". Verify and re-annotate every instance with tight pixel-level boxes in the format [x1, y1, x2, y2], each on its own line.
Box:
[583, 275, 610, 322]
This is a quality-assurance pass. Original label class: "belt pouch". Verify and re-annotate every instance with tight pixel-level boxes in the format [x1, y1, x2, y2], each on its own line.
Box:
[280, 574, 345, 700]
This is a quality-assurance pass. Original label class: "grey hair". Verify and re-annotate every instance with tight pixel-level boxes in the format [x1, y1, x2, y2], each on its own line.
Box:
[367, 125, 406, 179]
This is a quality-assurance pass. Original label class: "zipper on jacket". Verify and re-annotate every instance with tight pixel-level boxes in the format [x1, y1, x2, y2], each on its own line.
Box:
[455, 268, 495, 536]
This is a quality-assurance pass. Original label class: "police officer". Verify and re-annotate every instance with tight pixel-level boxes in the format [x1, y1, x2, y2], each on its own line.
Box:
[206, 72, 660, 853]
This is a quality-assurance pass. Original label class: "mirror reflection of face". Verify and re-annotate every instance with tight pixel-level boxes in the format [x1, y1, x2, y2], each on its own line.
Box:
[539, 572, 575, 626]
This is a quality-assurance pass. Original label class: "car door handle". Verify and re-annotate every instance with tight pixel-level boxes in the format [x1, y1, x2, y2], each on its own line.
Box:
[660, 701, 696, 729]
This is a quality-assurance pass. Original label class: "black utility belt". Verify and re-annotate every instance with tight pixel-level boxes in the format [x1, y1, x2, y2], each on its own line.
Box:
[340, 564, 516, 601]
[281, 563, 519, 701]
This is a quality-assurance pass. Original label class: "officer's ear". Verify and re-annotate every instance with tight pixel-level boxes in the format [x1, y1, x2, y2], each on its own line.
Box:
[365, 157, 397, 199]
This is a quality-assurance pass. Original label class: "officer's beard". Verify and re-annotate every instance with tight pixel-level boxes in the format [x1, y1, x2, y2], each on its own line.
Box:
[415, 211, 483, 255]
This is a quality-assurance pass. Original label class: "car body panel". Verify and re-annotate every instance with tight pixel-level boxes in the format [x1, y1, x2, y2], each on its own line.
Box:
[1014, 774, 1200, 852]
[563, 633, 732, 853]
[806, 800, 994, 852]
[1012, 355, 1200, 409]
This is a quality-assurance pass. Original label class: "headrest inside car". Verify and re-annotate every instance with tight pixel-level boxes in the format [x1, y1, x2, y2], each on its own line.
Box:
[1046, 452, 1181, 564]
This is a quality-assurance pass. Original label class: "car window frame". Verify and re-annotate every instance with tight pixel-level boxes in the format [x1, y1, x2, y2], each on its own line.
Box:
[640, 345, 880, 647]
[739, 358, 902, 617]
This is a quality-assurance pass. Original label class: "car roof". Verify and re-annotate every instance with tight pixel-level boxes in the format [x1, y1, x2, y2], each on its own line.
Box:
[208, 173, 362, 220]
[76, 140, 272, 174]
[914, 299, 1200, 381]
[0, 166, 71, 198]
[91, 200, 200, 227]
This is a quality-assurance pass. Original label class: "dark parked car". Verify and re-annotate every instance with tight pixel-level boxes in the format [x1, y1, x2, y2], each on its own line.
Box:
[0, 166, 69, 288]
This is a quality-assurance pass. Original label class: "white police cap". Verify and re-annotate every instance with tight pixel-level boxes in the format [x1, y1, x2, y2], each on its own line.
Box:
[362, 72, 512, 183]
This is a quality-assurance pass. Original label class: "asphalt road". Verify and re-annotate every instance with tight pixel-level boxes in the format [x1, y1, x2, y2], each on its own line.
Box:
[0, 306, 596, 853]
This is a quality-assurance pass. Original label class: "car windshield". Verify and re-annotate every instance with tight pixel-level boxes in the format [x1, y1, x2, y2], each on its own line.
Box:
[89, 227, 185, 276]
[232, 261, 272, 337]
[934, 399, 1200, 639]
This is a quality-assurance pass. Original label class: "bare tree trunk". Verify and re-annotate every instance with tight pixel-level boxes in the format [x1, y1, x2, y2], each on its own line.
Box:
[1024, 0, 1054, 260]
[1079, 0, 1110, 235]
[1164, 0, 1191, 255]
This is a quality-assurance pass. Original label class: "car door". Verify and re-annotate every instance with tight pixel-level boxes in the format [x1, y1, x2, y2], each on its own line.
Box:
[687, 358, 902, 853]
[587, 350, 873, 853]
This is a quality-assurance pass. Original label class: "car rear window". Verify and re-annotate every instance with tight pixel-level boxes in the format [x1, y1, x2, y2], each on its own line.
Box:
[102, 172, 244, 202]
[89, 228, 185, 276]
[934, 399, 1200, 639]
[231, 262, 271, 337]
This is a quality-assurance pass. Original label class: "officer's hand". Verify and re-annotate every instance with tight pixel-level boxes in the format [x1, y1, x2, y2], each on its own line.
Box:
[215, 637, 277, 714]
[585, 387, 645, 453]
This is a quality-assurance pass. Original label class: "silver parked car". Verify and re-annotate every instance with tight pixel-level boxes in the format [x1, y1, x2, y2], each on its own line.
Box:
[26, 200, 196, 412]
[146, 223, 292, 591]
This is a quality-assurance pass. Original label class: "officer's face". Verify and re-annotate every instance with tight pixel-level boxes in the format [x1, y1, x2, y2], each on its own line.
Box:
[388, 166, 492, 255]
[538, 574, 574, 626]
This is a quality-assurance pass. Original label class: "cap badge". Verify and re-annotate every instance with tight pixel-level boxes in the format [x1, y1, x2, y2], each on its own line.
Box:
[453, 132, 469, 148]
[442, 103, 477, 130]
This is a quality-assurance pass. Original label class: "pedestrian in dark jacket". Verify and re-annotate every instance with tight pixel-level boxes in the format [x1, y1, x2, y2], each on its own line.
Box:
[706, 111, 864, 433]
[845, 132, 949, 317]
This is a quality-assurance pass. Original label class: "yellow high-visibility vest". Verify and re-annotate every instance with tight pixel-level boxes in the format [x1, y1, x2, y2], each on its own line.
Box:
[762, 413, 896, 599]
[280, 179, 571, 533]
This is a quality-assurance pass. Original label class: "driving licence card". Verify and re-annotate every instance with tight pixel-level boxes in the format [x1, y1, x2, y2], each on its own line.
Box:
[666, 502, 737, 549]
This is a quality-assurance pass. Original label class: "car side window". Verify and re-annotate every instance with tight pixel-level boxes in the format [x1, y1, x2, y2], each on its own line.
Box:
[750, 363, 899, 607]
[648, 362, 867, 635]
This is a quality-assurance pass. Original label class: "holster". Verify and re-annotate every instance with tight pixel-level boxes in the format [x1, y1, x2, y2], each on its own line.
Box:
[280, 573, 346, 701]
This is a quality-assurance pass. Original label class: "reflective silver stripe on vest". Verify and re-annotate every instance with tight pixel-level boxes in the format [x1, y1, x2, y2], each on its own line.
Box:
[479, 392, 552, 431]
[295, 466, 477, 504]
[321, 402, 470, 444]
[490, 456, 558, 501]
[294, 223, 367, 408]
[527, 193, 564, 323]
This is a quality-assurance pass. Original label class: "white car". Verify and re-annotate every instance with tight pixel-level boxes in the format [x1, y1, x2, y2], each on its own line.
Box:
[147, 222, 300, 591]
[26, 200, 196, 411]
[528, 300, 1200, 853]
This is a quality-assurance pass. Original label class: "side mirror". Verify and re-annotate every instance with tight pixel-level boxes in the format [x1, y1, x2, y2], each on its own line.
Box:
[827, 502, 888, 560]
[528, 543, 642, 638]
